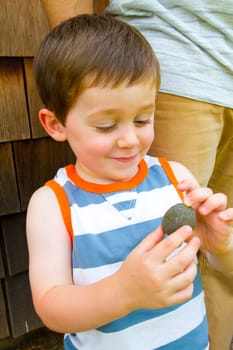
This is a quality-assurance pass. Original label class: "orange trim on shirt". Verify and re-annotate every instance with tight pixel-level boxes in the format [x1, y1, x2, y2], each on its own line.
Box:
[44, 158, 181, 245]
[65, 159, 148, 193]
[158, 157, 184, 201]
[45, 179, 74, 244]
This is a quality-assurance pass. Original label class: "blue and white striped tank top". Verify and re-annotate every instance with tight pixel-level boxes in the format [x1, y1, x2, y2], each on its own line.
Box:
[46, 155, 208, 350]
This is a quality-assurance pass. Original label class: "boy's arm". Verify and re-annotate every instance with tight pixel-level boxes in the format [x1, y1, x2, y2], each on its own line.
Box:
[41, 0, 94, 28]
[26, 186, 129, 332]
[26, 185, 200, 333]
[171, 161, 233, 274]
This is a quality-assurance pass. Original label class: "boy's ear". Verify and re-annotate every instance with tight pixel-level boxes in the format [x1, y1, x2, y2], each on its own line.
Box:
[39, 108, 67, 142]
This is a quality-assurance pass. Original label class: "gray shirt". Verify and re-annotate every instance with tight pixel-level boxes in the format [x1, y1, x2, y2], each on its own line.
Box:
[106, 0, 233, 107]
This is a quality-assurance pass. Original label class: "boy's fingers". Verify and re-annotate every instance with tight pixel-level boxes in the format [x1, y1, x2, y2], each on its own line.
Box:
[169, 260, 197, 292]
[134, 225, 200, 274]
[151, 225, 195, 262]
[165, 237, 200, 278]
[169, 281, 195, 305]
[218, 208, 233, 224]
[176, 178, 199, 192]
[184, 187, 213, 208]
[134, 226, 164, 254]
[198, 193, 227, 215]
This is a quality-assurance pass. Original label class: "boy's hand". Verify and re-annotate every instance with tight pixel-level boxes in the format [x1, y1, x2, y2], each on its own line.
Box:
[116, 225, 200, 312]
[177, 179, 233, 255]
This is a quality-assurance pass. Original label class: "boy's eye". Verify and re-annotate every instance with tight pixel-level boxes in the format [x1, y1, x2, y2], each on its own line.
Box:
[134, 118, 152, 126]
[95, 124, 117, 132]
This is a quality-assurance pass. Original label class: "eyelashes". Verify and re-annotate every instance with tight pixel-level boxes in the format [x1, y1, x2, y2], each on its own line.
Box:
[95, 118, 153, 133]
[95, 124, 117, 132]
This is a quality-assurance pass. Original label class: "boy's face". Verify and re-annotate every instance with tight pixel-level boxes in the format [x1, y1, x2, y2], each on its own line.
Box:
[64, 80, 156, 184]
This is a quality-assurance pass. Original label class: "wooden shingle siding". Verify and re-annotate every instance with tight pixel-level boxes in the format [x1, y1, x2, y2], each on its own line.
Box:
[24, 58, 47, 139]
[4, 273, 42, 337]
[0, 58, 30, 142]
[13, 138, 75, 211]
[0, 0, 51, 340]
[1, 213, 28, 276]
[0, 0, 49, 57]
[0, 142, 20, 215]
[0, 247, 4, 278]
[0, 285, 9, 338]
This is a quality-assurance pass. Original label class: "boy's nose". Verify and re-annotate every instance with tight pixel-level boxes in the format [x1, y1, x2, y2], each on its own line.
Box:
[117, 126, 139, 148]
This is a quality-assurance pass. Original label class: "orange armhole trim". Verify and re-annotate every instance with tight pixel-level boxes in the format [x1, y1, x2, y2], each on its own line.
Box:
[158, 157, 184, 201]
[45, 180, 74, 245]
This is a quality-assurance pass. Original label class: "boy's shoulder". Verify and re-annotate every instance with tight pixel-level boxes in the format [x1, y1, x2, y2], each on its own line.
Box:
[144, 155, 198, 189]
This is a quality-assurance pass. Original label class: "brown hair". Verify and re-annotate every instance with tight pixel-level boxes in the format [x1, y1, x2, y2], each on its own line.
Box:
[34, 14, 160, 124]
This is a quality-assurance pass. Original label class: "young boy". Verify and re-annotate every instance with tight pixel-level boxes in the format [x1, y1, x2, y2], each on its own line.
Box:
[26, 14, 233, 350]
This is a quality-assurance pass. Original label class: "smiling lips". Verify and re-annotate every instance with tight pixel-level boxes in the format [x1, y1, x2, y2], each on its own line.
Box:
[111, 154, 138, 163]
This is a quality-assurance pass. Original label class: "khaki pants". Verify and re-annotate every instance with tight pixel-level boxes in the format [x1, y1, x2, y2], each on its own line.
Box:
[149, 92, 233, 350]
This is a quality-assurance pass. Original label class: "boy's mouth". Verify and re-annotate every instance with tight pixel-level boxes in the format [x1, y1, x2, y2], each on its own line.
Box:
[111, 154, 138, 163]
